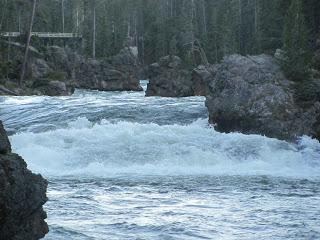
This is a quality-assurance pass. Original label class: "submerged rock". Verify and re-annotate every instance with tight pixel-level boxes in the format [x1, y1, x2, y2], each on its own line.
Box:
[0, 121, 48, 239]
[205, 54, 320, 141]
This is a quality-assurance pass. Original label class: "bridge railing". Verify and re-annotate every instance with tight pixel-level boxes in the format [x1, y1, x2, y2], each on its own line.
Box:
[0, 32, 21, 37]
[0, 32, 82, 38]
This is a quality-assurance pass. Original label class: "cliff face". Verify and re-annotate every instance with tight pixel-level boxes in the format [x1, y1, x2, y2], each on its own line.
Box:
[0, 121, 48, 240]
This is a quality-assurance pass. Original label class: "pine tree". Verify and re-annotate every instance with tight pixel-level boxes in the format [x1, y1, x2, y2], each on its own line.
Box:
[282, 0, 311, 81]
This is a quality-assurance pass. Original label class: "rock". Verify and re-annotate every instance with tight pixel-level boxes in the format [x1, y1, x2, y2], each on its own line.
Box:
[146, 55, 194, 97]
[205, 54, 320, 141]
[46, 80, 71, 96]
[30, 59, 51, 79]
[191, 65, 216, 96]
[0, 85, 18, 96]
[111, 47, 139, 66]
[32, 79, 74, 96]
[274, 48, 287, 62]
[158, 55, 182, 69]
[0, 121, 11, 154]
[0, 121, 48, 239]
[76, 57, 142, 92]
[1, 44, 143, 95]
[45, 46, 142, 92]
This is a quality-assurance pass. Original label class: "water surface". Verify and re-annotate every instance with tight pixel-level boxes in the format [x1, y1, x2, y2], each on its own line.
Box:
[1, 81, 319, 239]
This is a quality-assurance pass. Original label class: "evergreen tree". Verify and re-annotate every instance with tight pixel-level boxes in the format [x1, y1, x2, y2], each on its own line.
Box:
[282, 0, 311, 81]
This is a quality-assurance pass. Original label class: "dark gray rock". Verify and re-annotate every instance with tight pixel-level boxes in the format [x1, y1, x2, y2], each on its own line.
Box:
[75, 58, 142, 92]
[146, 56, 194, 97]
[45, 46, 142, 92]
[0, 121, 11, 154]
[205, 54, 320, 141]
[111, 47, 139, 66]
[191, 65, 216, 96]
[32, 78, 74, 96]
[1, 44, 142, 96]
[46, 80, 71, 96]
[0, 121, 48, 239]
[30, 59, 51, 79]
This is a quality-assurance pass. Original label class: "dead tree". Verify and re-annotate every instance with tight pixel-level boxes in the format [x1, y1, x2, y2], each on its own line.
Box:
[19, 0, 37, 86]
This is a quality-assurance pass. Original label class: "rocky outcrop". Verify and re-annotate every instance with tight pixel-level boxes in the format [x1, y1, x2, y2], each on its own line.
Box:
[146, 56, 194, 97]
[0, 44, 142, 96]
[205, 54, 320, 141]
[191, 65, 216, 96]
[0, 121, 48, 239]
[0, 122, 11, 154]
[44, 46, 142, 92]
[145, 56, 211, 97]
[31, 78, 74, 96]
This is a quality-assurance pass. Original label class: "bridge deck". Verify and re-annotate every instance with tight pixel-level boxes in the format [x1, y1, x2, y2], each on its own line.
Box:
[0, 32, 82, 39]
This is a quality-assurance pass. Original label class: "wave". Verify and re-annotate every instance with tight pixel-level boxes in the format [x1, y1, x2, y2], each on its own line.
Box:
[10, 117, 320, 179]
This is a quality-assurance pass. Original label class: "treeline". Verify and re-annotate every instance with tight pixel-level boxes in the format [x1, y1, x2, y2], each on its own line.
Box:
[0, 0, 319, 68]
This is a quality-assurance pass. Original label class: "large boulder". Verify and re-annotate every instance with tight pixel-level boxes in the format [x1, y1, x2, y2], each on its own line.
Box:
[146, 56, 194, 97]
[32, 78, 74, 96]
[191, 65, 216, 96]
[111, 47, 139, 66]
[205, 54, 320, 141]
[30, 59, 51, 79]
[0, 121, 48, 239]
[75, 58, 142, 92]
[44, 46, 79, 77]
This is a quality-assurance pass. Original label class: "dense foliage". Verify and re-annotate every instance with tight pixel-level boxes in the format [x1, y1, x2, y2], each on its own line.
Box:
[0, 0, 319, 70]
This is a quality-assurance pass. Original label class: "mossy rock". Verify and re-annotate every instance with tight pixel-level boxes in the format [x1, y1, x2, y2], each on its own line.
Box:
[46, 71, 68, 81]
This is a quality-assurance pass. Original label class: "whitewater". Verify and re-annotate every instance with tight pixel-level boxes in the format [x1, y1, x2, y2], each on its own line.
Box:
[0, 81, 319, 239]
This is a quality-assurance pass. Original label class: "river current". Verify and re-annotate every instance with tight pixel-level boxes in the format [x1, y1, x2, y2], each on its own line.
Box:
[0, 81, 319, 240]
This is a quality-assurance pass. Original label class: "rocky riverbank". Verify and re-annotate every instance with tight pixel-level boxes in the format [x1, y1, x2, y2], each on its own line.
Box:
[0, 121, 48, 239]
[145, 52, 320, 141]
[0, 42, 142, 96]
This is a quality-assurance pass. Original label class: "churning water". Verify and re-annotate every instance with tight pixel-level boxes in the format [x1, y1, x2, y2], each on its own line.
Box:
[1, 81, 320, 239]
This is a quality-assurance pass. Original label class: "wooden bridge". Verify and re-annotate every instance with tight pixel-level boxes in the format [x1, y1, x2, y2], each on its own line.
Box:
[0, 32, 82, 39]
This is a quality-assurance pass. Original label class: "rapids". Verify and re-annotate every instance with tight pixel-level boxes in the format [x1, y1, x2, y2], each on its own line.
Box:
[0, 81, 319, 239]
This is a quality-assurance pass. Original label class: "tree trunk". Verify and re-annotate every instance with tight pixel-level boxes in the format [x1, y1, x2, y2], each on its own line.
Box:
[19, 0, 37, 86]
[61, 0, 65, 33]
[92, 0, 96, 59]
[0, 0, 8, 31]
[238, 0, 242, 53]
[202, 0, 207, 35]
[76, 4, 79, 33]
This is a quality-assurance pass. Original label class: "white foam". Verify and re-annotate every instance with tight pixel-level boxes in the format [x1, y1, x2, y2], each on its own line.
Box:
[10, 118, 320, 179]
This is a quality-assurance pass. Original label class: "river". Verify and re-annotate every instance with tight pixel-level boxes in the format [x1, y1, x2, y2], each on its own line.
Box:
[0, 81, 319, 239]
